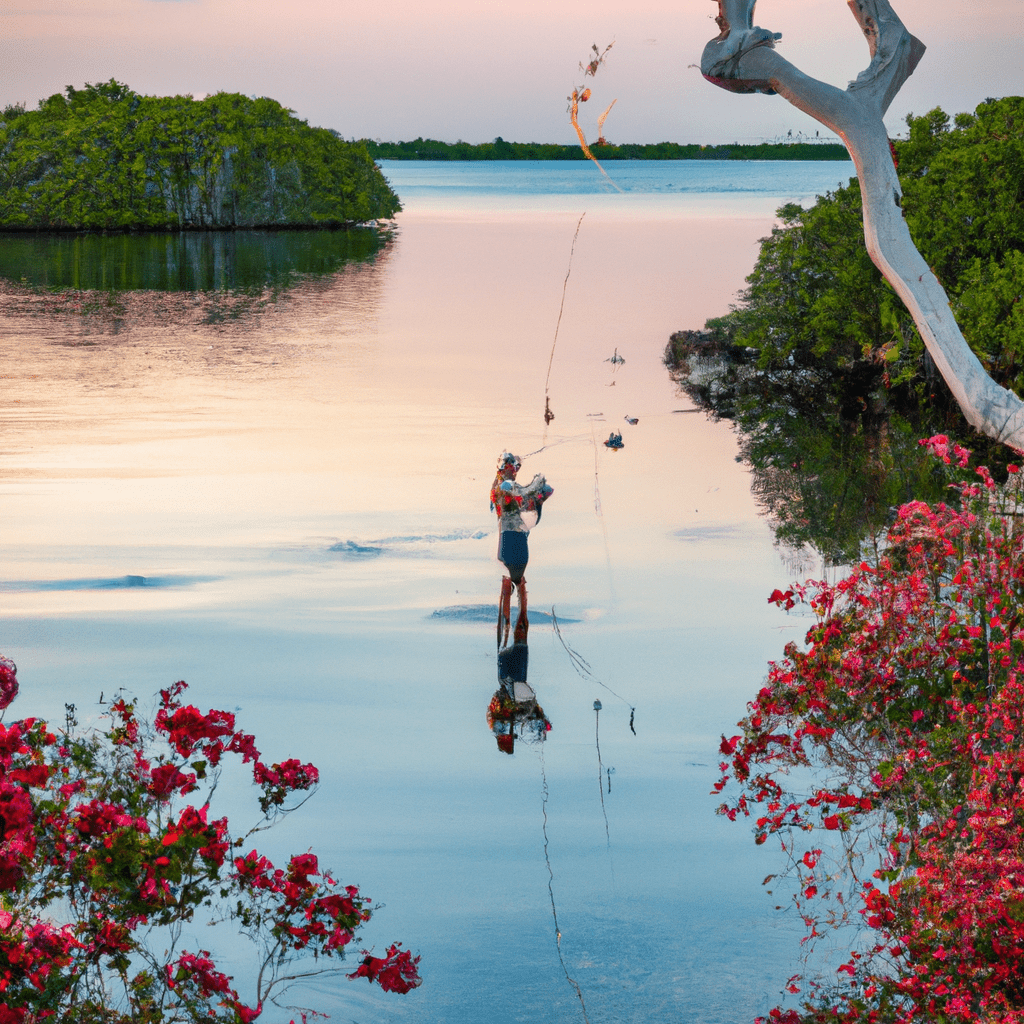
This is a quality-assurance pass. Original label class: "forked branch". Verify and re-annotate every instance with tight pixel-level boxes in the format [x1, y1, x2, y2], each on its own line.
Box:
[701, 0, 1024, 452]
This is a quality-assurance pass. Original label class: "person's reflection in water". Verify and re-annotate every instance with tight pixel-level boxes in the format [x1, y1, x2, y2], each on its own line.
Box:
[488, 609, 552, 755]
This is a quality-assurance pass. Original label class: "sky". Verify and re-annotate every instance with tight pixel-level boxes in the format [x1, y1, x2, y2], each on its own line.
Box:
[1, 0, 1021, 146]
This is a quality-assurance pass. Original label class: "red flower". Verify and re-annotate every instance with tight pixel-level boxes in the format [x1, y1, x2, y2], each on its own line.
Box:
[348, 944, 421, 993]
[148, 763, 197, 799]
[0, 659, 18, 712]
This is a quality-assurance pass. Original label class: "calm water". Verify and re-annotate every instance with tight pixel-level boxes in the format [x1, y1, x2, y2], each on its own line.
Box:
[1, 160, 853, 1022]
[380, 157, 855, 215]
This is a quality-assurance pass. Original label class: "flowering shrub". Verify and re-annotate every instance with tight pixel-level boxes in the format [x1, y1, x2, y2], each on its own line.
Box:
[0, 675, 420, 1023]
[716, 437, 1024, 1022]
[0, 657, 18, 711]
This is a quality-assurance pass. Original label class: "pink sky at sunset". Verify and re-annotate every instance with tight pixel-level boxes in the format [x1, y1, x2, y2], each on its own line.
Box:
[1, 0, 1020, 145]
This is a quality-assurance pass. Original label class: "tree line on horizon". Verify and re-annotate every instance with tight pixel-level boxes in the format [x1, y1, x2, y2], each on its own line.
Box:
[362, 137, 850, 161]
[0, 81, 401, 232]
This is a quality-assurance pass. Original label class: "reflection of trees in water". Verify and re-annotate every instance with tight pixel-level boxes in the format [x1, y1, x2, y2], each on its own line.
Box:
[666, 331, 954, 566]
[743, 412, 940, 567]
[0, 230, 395, 385]
[0, 227, 389, 292]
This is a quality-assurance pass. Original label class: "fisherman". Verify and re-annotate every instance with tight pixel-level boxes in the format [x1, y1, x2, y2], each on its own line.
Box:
[490, 452, 552, 645]
[490, 452, 553, 585]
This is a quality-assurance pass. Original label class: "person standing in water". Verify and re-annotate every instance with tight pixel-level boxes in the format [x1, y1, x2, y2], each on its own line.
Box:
[490, 452, 553, 644]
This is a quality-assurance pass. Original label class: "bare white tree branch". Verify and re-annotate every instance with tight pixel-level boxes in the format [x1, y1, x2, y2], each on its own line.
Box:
[701, 0, 1024, 452]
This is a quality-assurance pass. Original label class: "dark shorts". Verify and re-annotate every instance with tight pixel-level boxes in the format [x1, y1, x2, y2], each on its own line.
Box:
[497, 642, 528, 683]
[498, 530, 529, 579]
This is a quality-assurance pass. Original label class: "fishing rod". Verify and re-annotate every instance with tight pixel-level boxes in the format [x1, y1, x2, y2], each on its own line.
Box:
[543, 212, 586, 429]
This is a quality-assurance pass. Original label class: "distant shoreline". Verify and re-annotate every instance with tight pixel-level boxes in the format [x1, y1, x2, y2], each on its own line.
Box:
[364, 138, 850, 162]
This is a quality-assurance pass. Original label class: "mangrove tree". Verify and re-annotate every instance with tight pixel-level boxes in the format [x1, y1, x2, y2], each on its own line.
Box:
[0, 81, 400, 231]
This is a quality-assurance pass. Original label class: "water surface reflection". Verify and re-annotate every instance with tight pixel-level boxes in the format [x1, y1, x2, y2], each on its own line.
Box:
[666, 331, 957, 565]
[3, 192, 814, 1023]
[0, 227, 387, 291]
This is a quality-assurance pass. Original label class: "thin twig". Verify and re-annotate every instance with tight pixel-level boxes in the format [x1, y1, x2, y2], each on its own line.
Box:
[594, 704, 616, 884]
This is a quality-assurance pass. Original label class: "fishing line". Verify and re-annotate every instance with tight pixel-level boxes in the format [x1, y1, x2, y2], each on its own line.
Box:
[590, 420, 604, 518]
[539, 745, 593, 1024]
[543, 212, 586, 428]
[520, 433, 592, 461]
[590, 421, 617, 603]
[522, 408, 693, 463]
[550, 610, 636, 729]
[593, 700, 616, 885]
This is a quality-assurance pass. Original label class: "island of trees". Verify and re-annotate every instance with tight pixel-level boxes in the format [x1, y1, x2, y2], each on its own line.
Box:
[362, 137, 849, 161]
[0, 81, 401, 232]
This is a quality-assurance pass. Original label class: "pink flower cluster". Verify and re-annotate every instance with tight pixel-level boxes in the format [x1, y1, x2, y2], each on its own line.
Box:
[719, 441, 1024, 1022]
[348, 943, 423, 994]
[0, 659, 17, 713]
[233, 848, 371, 953]
[0, 674, 421, 1022]
[253, 758, 319, 813]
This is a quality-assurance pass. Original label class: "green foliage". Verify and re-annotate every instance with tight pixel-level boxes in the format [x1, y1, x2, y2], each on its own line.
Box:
[362, 137, 850, 161]
[665, 97, 1024, 562]
[957, 250, 1024, 386]
[725, 188, 887, 370]
[901, 98, 1024, 284]
[0, 81, 400, 231]
[704, 96, 1024, 399]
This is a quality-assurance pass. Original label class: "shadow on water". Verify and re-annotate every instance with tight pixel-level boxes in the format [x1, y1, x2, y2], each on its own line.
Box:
[0, 575, 220, 592]
[430, 605, 571, 623]
[0, 227, 387, 292]
[330, 530, 489, 561]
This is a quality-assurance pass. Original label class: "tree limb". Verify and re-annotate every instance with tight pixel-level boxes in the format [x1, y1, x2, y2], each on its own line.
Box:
[701, 0, 1024, 452]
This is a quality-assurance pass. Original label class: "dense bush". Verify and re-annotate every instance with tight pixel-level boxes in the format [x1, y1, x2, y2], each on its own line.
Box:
[0, 664, 419, 1022]
[670, 96, 1024, 401]
[664, 97, 1024, 562]
[0, 81, 400, 230]
[717, 438, 1024, 1022]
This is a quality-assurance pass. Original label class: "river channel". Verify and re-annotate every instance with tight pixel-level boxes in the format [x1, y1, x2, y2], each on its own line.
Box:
[1, 158, 856, 1023]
